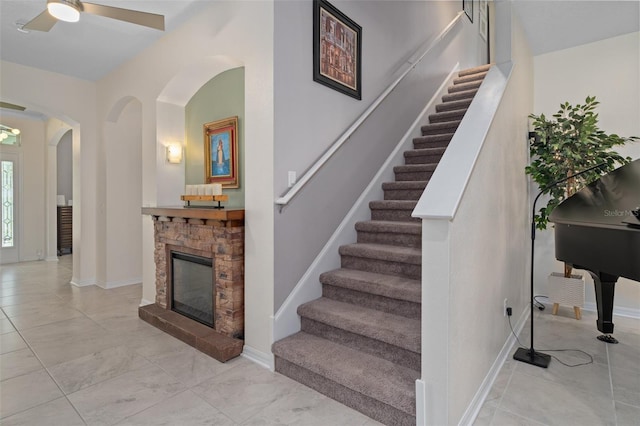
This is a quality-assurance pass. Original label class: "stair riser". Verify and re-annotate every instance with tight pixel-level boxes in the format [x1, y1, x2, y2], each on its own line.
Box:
[341, 256, 421, 280]
[421, 123, 459, 136]
[436, 99, 472, 112]
[448, 81, 482, 93]
[394, 170, 434, 181]
[370, 209, 419, 222]
[458, 64, 492, 77]
[428, 111, 466, 123]
[274, 357, 416, 426]
[404, 153, 444, 165]
[453, 72, 487, 85]
[323, 284, 420, 319]
[301, 318, 420, 371]
[383, 189, 423, 201]
[356, 230, 421, 248]
[413, 139, 450, 150]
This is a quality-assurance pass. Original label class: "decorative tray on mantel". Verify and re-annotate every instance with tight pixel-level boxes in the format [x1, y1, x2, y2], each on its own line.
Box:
[180, 195, 228, 209]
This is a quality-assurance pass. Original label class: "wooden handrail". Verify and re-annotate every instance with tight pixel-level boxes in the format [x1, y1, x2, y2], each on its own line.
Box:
[275, 11, 466, 210]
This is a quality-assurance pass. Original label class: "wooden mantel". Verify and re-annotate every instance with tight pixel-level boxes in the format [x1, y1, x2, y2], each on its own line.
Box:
[142, 206, 244, 224]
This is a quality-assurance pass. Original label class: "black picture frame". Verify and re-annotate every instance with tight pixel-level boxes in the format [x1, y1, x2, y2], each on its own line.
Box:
[313, 0, 362, 100]
[463, 0, 474, 23]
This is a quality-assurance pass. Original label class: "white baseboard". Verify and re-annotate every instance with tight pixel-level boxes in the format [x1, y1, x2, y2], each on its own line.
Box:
[139, 298, 154, 307]
[272, 63, 461, 343]
[583, 302, 640, 320]
[70, 277, 95, 287]
[98, 277, 143, 290]
[458, 305, 530, 426]
[416, 378, 426, 425]
[241, 345, 274, 371]
[45, 256, 59, 262]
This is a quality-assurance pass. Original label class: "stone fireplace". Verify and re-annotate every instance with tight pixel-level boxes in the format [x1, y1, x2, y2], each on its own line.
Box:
[139, 207, 244, 362]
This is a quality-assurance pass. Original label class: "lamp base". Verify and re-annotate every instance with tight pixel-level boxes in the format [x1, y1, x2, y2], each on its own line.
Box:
[513, 347, 551, 368]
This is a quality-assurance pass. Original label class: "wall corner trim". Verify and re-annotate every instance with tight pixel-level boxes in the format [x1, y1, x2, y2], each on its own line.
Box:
[242, 345, 275, 371]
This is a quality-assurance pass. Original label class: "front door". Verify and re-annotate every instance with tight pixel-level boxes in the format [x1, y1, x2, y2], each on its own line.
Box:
[0, 152, 19, 264]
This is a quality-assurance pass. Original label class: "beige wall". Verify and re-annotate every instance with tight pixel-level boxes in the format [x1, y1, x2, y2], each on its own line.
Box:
[533, 31, 640, 314]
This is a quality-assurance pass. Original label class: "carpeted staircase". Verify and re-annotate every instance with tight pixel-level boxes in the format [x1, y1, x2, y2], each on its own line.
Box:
[272, 64, 491, 425]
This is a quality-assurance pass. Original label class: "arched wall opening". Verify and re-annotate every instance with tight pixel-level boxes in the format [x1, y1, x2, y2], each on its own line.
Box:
[142, 56, 246, 306]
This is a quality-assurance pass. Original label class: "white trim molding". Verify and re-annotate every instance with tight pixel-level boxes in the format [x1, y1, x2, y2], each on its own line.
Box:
[242, 345, 274, 371]
[457, 306, 530, 425]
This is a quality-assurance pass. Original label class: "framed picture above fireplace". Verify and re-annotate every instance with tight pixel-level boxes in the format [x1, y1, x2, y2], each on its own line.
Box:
[204, 116, 239, 188]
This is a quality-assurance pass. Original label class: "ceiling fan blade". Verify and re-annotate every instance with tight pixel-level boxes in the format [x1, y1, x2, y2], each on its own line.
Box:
[82, 2, 165, 31]
[0, 102, 27, 111]
[22, 9, 58, 32]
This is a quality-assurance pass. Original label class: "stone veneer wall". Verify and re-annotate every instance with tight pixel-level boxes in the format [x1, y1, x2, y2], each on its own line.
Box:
[152, 216, 244, 339]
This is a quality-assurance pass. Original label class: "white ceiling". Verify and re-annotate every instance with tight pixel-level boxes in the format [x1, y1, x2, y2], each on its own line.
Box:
[513, 0, 639, 56]
[0, 1, 638, 84]
[0, 0, 211, 81]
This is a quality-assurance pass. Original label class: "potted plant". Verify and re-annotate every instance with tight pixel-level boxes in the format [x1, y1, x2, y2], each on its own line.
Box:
[526, 96, 637, 317]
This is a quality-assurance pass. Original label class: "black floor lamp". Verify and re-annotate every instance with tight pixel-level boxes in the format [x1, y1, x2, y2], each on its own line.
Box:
[513, 162, 605, 368]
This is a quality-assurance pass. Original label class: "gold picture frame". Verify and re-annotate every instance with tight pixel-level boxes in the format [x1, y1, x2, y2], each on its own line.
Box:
[204, 116, 239, 188]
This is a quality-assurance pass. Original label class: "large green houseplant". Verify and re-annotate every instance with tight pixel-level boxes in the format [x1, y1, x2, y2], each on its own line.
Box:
[526, 96, 637, 278]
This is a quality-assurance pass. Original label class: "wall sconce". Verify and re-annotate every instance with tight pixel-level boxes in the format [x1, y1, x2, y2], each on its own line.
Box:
[166, 143, 183, 164]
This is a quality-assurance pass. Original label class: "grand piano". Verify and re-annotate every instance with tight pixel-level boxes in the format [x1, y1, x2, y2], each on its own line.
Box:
[549, 159, 640, 343]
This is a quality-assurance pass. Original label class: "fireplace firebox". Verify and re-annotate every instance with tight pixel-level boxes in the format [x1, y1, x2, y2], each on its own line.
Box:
[171, 252, 214, 327]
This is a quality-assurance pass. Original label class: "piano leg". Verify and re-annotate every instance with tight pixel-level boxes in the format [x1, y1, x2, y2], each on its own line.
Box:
[588, 271, 619, 343]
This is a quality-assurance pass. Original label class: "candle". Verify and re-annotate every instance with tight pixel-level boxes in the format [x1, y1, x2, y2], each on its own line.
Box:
[212, 184, 222, 196]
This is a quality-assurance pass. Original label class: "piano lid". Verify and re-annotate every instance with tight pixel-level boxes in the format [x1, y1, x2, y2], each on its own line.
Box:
[549, 159, 640, 230]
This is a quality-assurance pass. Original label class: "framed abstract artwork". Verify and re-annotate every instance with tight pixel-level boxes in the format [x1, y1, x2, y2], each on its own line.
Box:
[313, 0, 362, 100]
[463, 0, 473, 23]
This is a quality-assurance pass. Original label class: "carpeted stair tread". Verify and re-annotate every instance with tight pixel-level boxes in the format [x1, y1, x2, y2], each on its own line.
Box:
[272, 332, 419, 415]
[442, 88, 478, 103]
[412, 133, 454, 148]
[356, 219, 422, 246]
[420, 120, 461, 135]
[453, 71, 488, 85]
[436, 99, 472, 112]
[428, 108, 467, 123]
[339, 243, 421, 265]
[448, 79, 482, 93]
[458, 63, 491, 77]
[273, 65, 493, 424]
[320, 268, 420, 303]
[369, 200, 417, 209]
[405, 147, 446, 158]
[298, 297, 421, 353]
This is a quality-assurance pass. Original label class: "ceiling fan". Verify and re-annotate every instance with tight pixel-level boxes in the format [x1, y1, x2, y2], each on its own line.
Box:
[22, 0, 165, 32]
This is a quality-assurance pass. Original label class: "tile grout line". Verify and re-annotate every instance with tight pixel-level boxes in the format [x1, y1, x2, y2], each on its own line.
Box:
[0, 306, 88, 425]
[605, 343, 618, 426]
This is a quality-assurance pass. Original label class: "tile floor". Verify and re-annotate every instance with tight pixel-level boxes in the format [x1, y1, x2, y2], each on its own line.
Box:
[1, 257, 638, 425]
[0, 257, 380, 425]
[475, 304, 640, 425]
